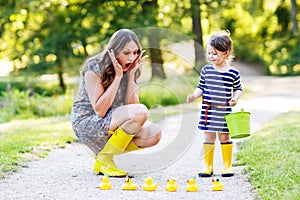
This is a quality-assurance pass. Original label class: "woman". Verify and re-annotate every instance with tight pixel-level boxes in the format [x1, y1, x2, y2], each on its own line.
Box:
[71, 29, 162, 177]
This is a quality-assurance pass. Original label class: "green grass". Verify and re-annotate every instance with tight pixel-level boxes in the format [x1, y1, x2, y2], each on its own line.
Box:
[0, 116, 76, 178]
[236, 111, 300, 200]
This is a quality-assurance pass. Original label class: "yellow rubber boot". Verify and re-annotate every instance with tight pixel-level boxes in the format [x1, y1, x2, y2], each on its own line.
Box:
[198, 143, 215, 177]
[94, 127, 134, 177]
[221, 142, 234, 177]
[124, 140, 142, 153]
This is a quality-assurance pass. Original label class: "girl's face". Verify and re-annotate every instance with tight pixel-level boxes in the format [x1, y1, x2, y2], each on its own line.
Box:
[206, 44, 228, 67]
[117, 40, 140, 72]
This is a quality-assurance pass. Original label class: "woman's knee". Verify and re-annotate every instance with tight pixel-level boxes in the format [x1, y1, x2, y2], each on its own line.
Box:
[130, 104, 148, 126]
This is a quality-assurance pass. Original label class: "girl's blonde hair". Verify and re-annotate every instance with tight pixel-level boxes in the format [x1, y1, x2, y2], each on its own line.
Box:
[81, 29, 142, 89]
[207, 30, 234, 63]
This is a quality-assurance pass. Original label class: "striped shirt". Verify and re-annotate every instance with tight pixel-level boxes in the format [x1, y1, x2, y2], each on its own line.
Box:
[197, 64, 242, 132]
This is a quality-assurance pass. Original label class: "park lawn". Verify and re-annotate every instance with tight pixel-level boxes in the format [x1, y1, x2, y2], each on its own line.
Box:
[0, 116, 76, 179]
[236, 111, 300, 200]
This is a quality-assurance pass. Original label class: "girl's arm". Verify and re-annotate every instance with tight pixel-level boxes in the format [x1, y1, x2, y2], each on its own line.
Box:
[186, 88, 203, 103]
[229, 90, 242, 106]
[85, 71, 122, 118]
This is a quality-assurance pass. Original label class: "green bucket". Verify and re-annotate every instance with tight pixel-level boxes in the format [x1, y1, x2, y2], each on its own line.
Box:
[225, 108, 250, 139]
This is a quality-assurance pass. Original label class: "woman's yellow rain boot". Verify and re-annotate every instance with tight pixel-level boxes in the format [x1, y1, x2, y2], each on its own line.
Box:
[221, 142, 234, 177]
[94, 127, 134, 177]
[198, 143, 215, 177]
[124, 140, 142, 153]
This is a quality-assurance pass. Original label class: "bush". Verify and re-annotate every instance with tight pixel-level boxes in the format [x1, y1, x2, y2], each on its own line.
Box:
[138, 75, 197, 109]
[0, 89, 72, 123]
[267, 35, 300, 76]
[0, 81, 63, 97]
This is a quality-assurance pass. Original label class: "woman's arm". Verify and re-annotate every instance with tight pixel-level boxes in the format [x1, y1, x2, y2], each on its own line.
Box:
[125, 75, 139, 104]
[124, 50, 147, 104]
[85, 71, 122, 118]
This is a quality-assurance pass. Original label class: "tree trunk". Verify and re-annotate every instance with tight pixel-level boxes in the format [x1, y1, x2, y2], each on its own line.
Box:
[57, 57, 66, 93]
[141, 0, 166, 79]
[191, 0, 205, 73]
[290, 0, 298, 35]
[148, 34, 166, 79]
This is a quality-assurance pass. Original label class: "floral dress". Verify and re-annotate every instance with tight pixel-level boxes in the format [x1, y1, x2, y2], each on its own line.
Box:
[70, 59, 128, 154]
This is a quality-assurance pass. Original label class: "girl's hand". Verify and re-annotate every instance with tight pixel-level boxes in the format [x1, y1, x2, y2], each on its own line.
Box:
[128, 50, 148, 76]
[186, 94, 196, 103]
[229, 98, 237, 107]
[108, 49, 123, 79]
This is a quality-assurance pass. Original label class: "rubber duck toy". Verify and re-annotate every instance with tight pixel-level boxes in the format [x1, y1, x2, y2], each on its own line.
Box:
[186, 176, 198, 192]
[122, 176, 138, 190]
[212, 176, 224, 191]
[142, 177, 158, 191]
[99, 175, 112, 190]
[165, 177, 178, 192]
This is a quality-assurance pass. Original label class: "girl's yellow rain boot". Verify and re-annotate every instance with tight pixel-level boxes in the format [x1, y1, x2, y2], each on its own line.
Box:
[198, 143, 215, 177]
[221, 142, 234, 177]
[94, 127, 134, 177]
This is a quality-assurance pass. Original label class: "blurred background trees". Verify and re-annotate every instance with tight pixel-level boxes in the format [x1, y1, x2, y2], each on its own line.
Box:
[0, 0, 299, 92]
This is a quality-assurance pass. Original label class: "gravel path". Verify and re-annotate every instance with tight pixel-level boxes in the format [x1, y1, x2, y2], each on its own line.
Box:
[1, 65, 299, 200]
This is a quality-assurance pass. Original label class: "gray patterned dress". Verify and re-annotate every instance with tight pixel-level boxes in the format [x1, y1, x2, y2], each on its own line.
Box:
[70, 59, 128, 154]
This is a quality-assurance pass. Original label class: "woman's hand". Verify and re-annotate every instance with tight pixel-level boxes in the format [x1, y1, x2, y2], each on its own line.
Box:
[128, 50, 148, 77]
[108, 49, 123, 79]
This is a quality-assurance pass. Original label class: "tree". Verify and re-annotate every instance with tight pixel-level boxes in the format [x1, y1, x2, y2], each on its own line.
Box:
[141, 0, 166, 79]
[190, 0, 205, 72]
[290, 0, 298, 35]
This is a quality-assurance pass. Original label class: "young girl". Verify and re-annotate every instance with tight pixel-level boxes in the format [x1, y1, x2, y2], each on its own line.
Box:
[187, 31, 242, 177]
[71, 29, 162, 177]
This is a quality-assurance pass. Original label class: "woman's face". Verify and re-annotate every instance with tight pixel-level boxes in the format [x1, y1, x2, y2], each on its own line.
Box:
[206, 44, 228, 67]
[116, 40, 140, 72]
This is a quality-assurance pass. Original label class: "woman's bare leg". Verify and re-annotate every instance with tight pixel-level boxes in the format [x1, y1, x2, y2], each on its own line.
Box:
[109, 104, 162, 148]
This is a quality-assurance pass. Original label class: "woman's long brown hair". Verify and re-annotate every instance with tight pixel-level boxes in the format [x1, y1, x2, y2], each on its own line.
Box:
[81, 29, 142, 89]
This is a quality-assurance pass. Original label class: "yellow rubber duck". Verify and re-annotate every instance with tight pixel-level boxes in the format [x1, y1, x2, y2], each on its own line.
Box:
[99, 175, 112, 190]
[122, 176, 138, 190]
[186, 176, 198, 192]
[212, 176, 224, 191]
[142, 177, 158, 191]
[165, 177, 178, 192]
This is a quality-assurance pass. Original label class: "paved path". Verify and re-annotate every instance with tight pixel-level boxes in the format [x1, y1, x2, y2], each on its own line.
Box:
[1, 69, 299, 199]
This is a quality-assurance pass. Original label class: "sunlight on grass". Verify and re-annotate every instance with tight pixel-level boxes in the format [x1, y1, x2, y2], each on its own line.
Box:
[237, 111, 300, 200]
[0, 116, 76, 178]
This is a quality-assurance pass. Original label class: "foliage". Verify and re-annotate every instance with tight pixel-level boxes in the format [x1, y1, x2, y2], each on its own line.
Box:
[0, 0, 299, 91]
[236, 111, 300, 200]
[0, 88, 72, 123]
[138, 75, 198, 109]
[0, 81, 63, 97]
[267, 34, 300, 76]
[0, 116, 76, 178]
